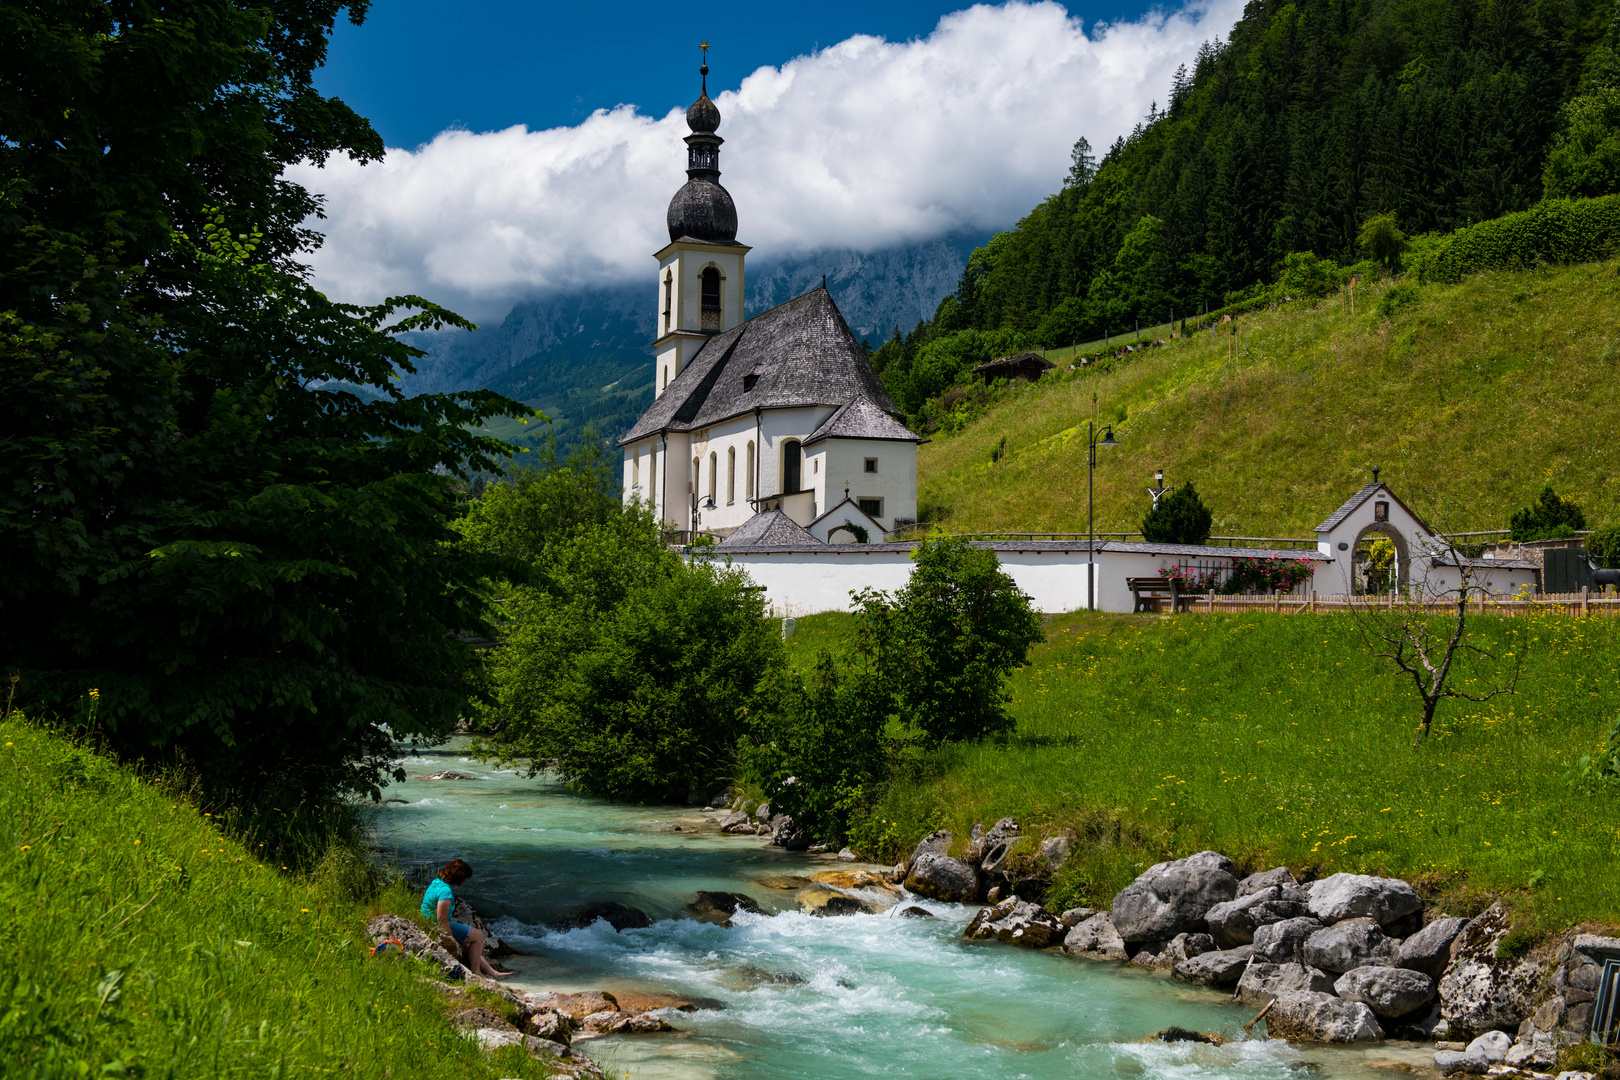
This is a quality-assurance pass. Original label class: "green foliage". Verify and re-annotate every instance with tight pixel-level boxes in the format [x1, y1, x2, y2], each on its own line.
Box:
[827, 521, 870, 544]
[886, 536, 1045, 742]
[1379, 282, 1423, 318]
[1224, 555, 1318, 595]
[0, 715, 554, 1080]
[740, 646, 895, 844]
[1141, 482, 1214, 545]
[1359, 212, 1411, 270]
[474, 495, 782, 802]
[454, 437, 620, 566]
[1272, 251, 1343, 299]
[0, 1, 532, 804]
[1543, 88, 1620, 198]
[1586, 521, 1620, 563]
[1510, 485, 1588, 541]
[908, 0, 1614, 348]
[1422, 195, 1620, 281]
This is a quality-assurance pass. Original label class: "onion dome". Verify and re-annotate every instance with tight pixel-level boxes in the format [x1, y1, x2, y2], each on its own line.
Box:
[666, 60, 738, 244]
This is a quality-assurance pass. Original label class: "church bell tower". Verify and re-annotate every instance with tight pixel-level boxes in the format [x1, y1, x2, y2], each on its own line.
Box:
[652, 49, 749, 399]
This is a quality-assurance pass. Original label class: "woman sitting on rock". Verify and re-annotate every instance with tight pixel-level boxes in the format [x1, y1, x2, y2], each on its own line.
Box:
[421, 858, 511, 980]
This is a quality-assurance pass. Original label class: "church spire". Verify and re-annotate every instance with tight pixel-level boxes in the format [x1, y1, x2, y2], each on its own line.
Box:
[666, 47, 737, 244]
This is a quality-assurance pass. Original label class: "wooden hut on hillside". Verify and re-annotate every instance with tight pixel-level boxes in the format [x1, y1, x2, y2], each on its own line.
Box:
[972, 352, 1055, 386]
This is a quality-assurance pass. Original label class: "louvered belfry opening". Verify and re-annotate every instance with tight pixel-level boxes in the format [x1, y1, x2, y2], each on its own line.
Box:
[701, 267, 722, 330]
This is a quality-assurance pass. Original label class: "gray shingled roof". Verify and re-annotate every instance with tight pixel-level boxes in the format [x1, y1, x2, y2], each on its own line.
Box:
[709, 538, 1332, 558]
[619, 288, 898, 446]
[804, 395, 920, 445]
[1316, 482, 1383, 533]
[716, 510, 821, 548]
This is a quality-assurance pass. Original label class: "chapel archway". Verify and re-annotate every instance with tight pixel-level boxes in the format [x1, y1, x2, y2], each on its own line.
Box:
[1350, 521, 1411, 594]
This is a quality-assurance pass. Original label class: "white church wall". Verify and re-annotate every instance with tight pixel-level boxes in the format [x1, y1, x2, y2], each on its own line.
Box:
[759, 407, 834, 507]
[687, 413, 760, 534]
[815, 438, 918, 533]
[1423, 562, 1538, 597]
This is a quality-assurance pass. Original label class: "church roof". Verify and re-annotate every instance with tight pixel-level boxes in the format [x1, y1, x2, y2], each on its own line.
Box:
[619, 287, 899, 445]
[716, 510, 820, 548]
[804, 395, 920, 445]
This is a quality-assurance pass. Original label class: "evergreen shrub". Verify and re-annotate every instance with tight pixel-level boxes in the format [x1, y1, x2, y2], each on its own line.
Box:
[1424, 196, 1620, 282]
[1509, 485, 1587, 541]
[1141, 482, 1214, 545]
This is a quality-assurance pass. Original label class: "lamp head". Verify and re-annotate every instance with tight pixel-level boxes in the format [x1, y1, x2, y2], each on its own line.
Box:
[1099, 427, 1118, 448]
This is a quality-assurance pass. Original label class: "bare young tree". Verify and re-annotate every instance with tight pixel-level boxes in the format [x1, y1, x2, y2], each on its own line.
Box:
[1349, 535, 1523, 747]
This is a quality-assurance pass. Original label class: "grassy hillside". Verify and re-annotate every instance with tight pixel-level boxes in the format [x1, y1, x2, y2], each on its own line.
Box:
[1, 715, 557, 1080]
[785, 608, 1620, 933]
[917, 261, 1620, 536]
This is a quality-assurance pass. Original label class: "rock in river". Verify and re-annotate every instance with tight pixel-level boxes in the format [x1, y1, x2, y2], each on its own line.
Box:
[1064, 912, 1128, 961]
[1394, 917, 1468, 979]
[1236, 962, 1337, 1005]
[1264, 990, 1385, 1043]
[1334, 966, 1436, 1018]
[963, 898, 1066, 948]
[904, 852, 979, 902]
[1172, 945, 1253, 988]
[560, 901, 651, 932]
[1110, 850, 1239, 942]
[1303, 918, 1398, 973]
[798, 887, 880, 917]
[688, 891, 761, 926]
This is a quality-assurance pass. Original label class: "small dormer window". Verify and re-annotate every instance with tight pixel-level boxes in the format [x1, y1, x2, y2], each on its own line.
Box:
[743, 373, 758, 391]
[701, 267, 721, 330]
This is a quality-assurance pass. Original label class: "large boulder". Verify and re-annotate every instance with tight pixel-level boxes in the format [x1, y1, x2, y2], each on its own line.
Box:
[1306, 873, 1423, 928]
[688, 891, 761, 926]
[1334, 966, 1437, 1018]
[719, 811, 752, 834]
[1205, 885, 1311, 947]
[1164, 933, 1217, 966]
[904, 853, 980, 902]
[964, 818, 1019, 870]
[964, 898, 1066, 948]
[906, 830, 952, 872]
[1264, 990, 1385, 1043]
[1466, 1031, 1513, 1063]
[367, 913, 467, 980]
[1110, 851, 1239, 942]
[1303, 918, 1398, 973]
[1238, 867, 1299, 897]
[1172, 945, 1253, 987]
[1064, 912, 1128, 961]
[1394, 916, 1468, 978]
[1252, 917, 1323, 963]
[1237, 962, 1336, 1005]
[559, 901, 651, 932]
[1438, 904, 1545, 1038]
[770, 815, 811, 851]
[1434, 1049, 1491, 1075]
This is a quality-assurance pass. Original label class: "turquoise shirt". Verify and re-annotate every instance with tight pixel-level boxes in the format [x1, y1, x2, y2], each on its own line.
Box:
[421, 877, 455, 923]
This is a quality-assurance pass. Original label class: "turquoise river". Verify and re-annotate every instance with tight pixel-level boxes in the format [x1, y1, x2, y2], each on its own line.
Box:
[367, 742, 1431, 1080]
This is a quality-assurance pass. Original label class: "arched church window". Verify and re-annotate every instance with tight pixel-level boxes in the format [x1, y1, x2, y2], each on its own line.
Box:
[708, 452, 718, 503]
[726, 447, 736, 504]
[746, 441, 755, 499]
[692, 456, 699, 495]
[783, 440, 802, 494]
[648, 447, 657, 507]
[632, 447, 640, 489]
[701, 267, 721, 330]
[663, 270, 673, 333]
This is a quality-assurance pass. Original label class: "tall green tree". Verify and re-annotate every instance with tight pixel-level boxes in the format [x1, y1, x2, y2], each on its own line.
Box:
[0, 1, 530, 802]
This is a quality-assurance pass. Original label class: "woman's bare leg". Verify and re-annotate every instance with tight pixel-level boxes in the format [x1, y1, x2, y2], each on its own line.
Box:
[466, 928, 511, 979]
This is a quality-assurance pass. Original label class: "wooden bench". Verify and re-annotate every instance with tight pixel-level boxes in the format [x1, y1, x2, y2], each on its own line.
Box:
[1127, 576, 1194, 613]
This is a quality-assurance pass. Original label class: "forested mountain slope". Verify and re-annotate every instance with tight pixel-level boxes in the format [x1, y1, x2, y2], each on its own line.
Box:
[870, 0, 1620, 417]
[915, 260, 1620, 537]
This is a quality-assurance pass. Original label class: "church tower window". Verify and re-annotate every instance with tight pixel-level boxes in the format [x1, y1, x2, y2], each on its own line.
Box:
[783, 440, 802, 494]
[701, 267, 721, 330]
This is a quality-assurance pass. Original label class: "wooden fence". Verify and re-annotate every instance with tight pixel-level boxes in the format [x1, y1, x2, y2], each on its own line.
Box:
[1177, 590, 1620, 617]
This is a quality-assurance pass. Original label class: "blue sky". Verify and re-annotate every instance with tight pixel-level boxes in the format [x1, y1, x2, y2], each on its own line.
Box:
[316, 0, 1161, 149]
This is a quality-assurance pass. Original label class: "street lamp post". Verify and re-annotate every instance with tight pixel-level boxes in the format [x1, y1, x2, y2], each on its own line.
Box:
[1087, 419, 1118, 611]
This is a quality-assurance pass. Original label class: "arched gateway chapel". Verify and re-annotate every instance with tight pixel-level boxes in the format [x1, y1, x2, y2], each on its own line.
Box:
[618, 64, 921, 542]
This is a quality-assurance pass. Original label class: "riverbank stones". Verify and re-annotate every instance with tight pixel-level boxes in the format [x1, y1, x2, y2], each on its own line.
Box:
[1305, 874, 1423, 928]
[1237, 962, 1337, 1005]
[1303, 918, 1398, 973]
[1064, 912, 1128, 961]
[1205, 885, 1311, 947]
[904, 853, 979, 902]
[1253, 917, 1323, 963]
[1111, 851, 1239, 942]
[963, 898, 1066, 948]
[1264, 990, 1385, 1043]
[1172, 945, 1253, 987]
[1333, 966, 1436, 1018]
[1394, 917, 1468, 978]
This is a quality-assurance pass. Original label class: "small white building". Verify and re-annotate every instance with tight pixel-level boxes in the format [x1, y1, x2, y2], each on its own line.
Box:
[618, 64, 920, 538]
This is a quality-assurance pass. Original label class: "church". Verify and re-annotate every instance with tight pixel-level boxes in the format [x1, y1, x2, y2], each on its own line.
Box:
[618, 63, 921, 540]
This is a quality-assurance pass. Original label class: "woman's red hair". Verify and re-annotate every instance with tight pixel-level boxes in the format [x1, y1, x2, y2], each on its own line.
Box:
[439, 859, 474, 885]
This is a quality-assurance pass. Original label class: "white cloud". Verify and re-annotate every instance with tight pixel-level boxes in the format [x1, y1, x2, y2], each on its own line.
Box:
[289, 0, 1244, 319]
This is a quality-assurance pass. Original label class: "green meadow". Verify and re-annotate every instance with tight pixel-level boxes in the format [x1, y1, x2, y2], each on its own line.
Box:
[1, 717, 556, 1080]
[786, 608, 1620, 931]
